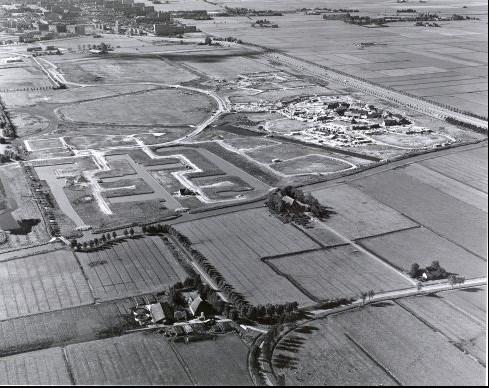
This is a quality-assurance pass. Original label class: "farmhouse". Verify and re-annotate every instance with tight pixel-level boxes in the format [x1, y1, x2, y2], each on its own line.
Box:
[189, 296, 213, 318]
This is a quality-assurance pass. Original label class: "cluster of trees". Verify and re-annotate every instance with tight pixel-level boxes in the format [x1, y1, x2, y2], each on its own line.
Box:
[409, 260, 448, 281]
[71, 228, 135, 251]
[267, 186, 333, 220]
[0, 98, 16, 139]
[360, 290, 375, 305]
[318, 296, 356, 309]
[446, 117, 487, 134]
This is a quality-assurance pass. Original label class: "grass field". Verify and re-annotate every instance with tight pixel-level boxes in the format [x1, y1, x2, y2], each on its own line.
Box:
[175, 208, 317, 305]
[312, 184, 417, 239]
[59, 57, 197, 85]
[351, 168, 487, 258]
[58, 88, 215, 127]
[0, 249, 94, 320]
[75, 236, 187, 301]
[269, 245, 412, 301]
[398, 294, 486, 365]
[0, 347, 72, 385]
[275, 300, 486, 385]
[359, 227, 487, 278]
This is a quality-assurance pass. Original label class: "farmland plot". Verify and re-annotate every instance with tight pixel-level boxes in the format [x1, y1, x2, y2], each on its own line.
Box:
[0, 347, 72, 385]
[277, 302, 485, 386]
[273, 319, 398, 386]
[359, 227, 487, 278]
[397, 295, 486, 365]
[75, 236, 187, 300]
[312, 184, 416, 239]
[172, 335, 253, 386]
[175, 208, 317, 305]
[351, 169, 488, 258]
[441, 286, 487, 323]
[0, 299, 134, 357]
[270, 245, 412, 301]
[402, 163, 487, 212]
[65, 333, 192, 385]
[420, 146, 488, 194]
[0, 250, 94, 320]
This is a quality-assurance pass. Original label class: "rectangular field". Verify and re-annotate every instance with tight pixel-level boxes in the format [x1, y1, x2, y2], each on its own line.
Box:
[75, 236, 187, 301]
[273, 319, 399, 386]
[269, 245, 413, 301]
[0, 250, 94, 321]
[175, 208, 317, 305]
[65, 333, 192, 385]
[397, 295, 486, 365]
[172, 335, 253, 386]
[312, 184, 417, 239]
[0, 347, 72, 385]
[441, 286, 487, 323]
[0, 299, 134, 357]
[419, 146, 488, 194]
[332, 302, 486, 385]
[359, 227, 487, 278]
[351, 169, 488, 258]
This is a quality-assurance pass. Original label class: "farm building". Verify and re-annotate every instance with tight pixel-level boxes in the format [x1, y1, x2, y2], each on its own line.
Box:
[189, 296, 213, 318]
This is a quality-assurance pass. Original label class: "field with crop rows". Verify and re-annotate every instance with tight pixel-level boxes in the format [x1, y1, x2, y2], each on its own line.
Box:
[398, 294, 486, 365]
[172, 335, 253, 386]
[175, 208, 318, 305]
[0, 249, 93, 320]
[275, 300, 486, 385]
[442, 286, 487, 323]
[0, 347, 72, 385]
[65, 333, 192, 385]
[75, 236, 187, 301]
[0, 299, 134, 357]
[359, 227, 487, 278]
[312, 184, 417, 239]
[269, 245, 412, 301]
[351, 167, 487, 258]
[419, 147, 488, 194]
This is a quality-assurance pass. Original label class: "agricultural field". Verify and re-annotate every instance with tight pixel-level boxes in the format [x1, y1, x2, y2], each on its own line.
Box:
[0, 58, 52, 91]
[0, 249, 94, 321]
[312, 184, 417, 239]
[175, 208, 318, 305]
[268, 245, 413, 302]
[441, 286, 487, 323]
[0, 298, 135, 357]
[397, 294, 486, 365]
[75, 236, 188, 301]
[274, 300, 486, 385]
[65, 333, 192, 385]
[351, 165, 488, 258]
[0, 347, 72, 385]
[65, 332, 252, 385]
[359, 227, 487, 279]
